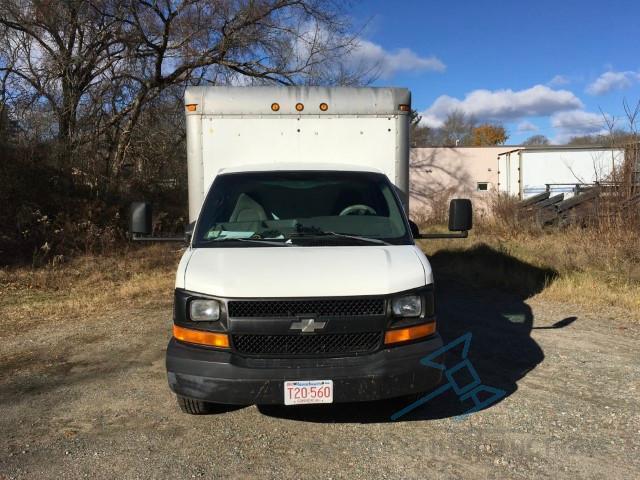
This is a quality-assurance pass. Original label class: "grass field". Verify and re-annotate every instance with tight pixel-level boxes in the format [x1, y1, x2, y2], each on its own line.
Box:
[0, 244, 178, 336]
[420, 224, 640, 316]
[1, 226, 638, 325]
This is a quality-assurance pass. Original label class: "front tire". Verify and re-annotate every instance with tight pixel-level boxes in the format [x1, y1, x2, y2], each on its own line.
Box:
[176, 395, 214, 415]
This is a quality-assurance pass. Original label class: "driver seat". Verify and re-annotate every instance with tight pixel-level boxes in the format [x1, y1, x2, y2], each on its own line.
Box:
[229, 193, 268, 222]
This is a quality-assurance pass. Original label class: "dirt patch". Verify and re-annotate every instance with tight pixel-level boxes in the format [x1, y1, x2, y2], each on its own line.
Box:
[1, 272, 638, 479]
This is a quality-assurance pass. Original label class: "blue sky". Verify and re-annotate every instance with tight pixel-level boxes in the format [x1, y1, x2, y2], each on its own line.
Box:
[348, 0, 640, 143]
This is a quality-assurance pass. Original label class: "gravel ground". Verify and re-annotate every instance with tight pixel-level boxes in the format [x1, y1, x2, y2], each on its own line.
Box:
[1, 279, 638, 479]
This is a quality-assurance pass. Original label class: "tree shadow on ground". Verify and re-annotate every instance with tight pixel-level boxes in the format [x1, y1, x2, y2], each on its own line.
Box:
[258, 244, 574, 423]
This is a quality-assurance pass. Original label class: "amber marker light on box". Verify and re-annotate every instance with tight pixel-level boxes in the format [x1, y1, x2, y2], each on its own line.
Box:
[398, 104, 410, 112]
[319, 102, 329, 111]
[384, 322, 436, 345]
[271, 102, 280, 111]
[295, 102, 304, 111]
[173, 324, 230, 348]
[185, 104, 198, 112]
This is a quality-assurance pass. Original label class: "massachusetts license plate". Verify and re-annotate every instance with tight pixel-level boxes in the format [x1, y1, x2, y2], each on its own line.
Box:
[284, 380, 333, 405]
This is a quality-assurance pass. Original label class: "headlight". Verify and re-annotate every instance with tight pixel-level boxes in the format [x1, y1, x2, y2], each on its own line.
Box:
[189, 299, 221, 321]
[391, 295, 422, 317]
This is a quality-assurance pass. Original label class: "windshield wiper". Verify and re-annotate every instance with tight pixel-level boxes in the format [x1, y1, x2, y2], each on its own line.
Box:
[325, 231, 391, 245]
[289, 225, 390, 245]
[202, 237, 290, 246]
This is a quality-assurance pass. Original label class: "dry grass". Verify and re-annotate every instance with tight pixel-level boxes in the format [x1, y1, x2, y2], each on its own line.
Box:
[0, 244, 180, 335]
[414, 186, 640, 316]
[2, 223, 639, 332]
[420, 224, 640, 315]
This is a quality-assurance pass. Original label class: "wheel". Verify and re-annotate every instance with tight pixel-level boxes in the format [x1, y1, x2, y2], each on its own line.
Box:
[176, 395, 214, 415]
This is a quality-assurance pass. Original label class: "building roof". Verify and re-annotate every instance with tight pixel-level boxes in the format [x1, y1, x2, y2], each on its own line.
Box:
[414, 144, 618, 150]
[413, 145, 625, 156]
[496, 145, 624, 156]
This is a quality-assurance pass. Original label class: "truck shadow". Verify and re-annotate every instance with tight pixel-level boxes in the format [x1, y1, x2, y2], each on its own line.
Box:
[258, 244, 571, 423]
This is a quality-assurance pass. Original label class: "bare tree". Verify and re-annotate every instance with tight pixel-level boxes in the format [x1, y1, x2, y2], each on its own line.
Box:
[601, 100, 640, 196]
[0, 0, 370, 191]
[409, 109, 434, 147]
[523, 134, 550, 146]
[436, 110, 476, 146]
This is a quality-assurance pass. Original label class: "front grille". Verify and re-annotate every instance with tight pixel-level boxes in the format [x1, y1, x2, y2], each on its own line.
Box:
[232, 332, 382, 356]
[227, 298, 385, 318]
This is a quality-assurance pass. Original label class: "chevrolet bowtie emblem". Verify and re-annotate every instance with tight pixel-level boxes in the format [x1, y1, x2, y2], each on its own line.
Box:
[290, 318, 326, 333]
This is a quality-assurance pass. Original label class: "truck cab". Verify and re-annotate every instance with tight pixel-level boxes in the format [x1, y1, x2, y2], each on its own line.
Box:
[131, 87, 471, 413]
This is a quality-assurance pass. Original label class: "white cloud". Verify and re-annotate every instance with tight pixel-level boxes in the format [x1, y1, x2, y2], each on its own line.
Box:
[550, 110, 609, 142]
[517, 121, 539, 133]
[420, 85, 583, 128]
[548, 75, 570, 86]
[586, 70, 640, 95]
[293, 22, 445, 81]
[350, 39, 445, 79]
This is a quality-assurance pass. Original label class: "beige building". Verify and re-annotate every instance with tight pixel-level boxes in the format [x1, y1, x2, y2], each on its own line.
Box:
[409, 146, 513, 220]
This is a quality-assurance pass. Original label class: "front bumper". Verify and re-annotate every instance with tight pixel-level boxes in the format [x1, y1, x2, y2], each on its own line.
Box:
[166, 335, 443, 405]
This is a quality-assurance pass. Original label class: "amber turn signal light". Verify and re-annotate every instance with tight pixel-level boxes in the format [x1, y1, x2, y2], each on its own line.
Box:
[384, 322, 436, 345]
[173, 324, 230, 348]
[185, 104, 197, 112]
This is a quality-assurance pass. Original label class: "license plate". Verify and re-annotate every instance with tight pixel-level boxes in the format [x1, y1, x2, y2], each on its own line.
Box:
[284, 380, 333, 405]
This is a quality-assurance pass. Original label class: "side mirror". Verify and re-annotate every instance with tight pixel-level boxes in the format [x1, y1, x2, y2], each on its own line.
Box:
[448, 199, 472, 232]
[408, 220, 420, 238]
[414, 199, 472, 239]
[184, 221, 195, 243]
[128, 202, 186, 243]
[129, 202, 152, 236]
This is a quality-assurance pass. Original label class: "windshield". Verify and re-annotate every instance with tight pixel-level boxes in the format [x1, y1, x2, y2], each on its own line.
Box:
[193, 171, 411, 247]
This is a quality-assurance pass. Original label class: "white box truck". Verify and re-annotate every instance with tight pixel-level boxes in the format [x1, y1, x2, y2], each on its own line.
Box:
[130, 86, 472, 413]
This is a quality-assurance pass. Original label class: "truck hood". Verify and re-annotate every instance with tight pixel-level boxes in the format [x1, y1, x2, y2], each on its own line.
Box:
[179, 245, 432, 298]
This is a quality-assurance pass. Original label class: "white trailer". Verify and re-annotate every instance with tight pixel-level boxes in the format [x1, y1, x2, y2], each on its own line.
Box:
[184, 86, 411, 221]
[498, 146, 625, 199]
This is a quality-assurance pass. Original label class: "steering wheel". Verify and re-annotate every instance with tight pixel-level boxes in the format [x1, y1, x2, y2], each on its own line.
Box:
[339, 204, 377, 216]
